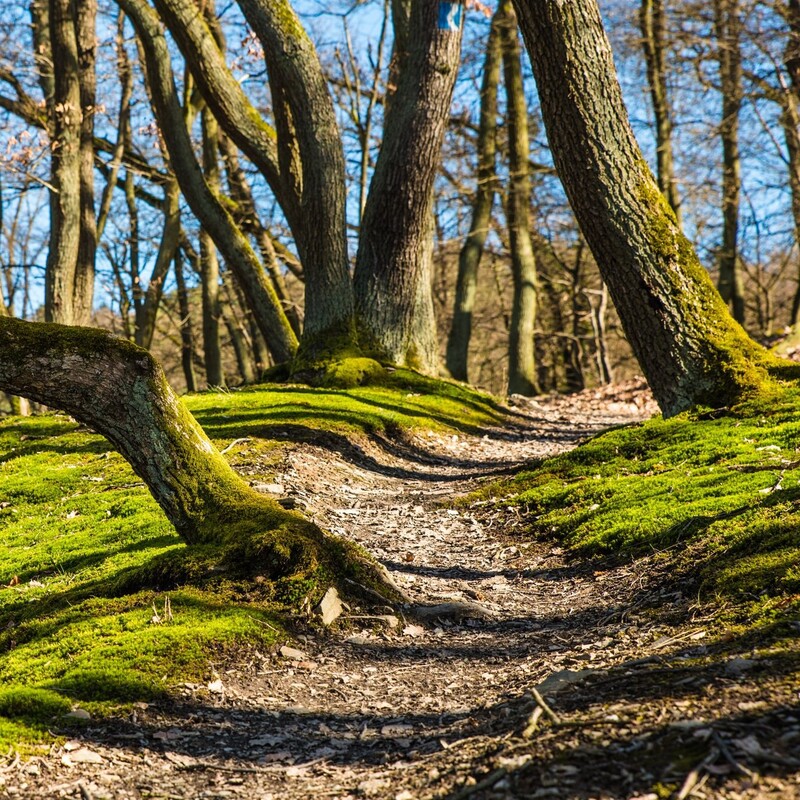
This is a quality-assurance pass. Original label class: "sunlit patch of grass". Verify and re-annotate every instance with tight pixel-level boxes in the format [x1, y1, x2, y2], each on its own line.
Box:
[0, 414, 282, 750]
[185, 368, 509, 442]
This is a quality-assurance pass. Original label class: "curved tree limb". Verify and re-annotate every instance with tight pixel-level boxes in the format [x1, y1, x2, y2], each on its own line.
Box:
[117, 0, 298, 364]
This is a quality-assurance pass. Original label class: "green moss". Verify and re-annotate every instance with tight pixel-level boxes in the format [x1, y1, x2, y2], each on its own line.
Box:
[480, 384, 800, 634]
[634, 165, 784, 413]
[0, 377, 498, 747]
[0, 688, 71, 724]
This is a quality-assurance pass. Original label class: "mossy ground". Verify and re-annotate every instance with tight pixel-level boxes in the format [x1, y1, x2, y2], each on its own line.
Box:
[478, 386, 800, 641]
[0, 373, 504, 750]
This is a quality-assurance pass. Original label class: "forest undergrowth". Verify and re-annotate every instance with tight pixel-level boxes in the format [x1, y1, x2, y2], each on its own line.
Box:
[0, 377, 798, 799]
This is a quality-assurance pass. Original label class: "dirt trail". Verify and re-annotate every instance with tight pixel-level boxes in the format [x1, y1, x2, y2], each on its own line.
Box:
[6, 385, 800, 800]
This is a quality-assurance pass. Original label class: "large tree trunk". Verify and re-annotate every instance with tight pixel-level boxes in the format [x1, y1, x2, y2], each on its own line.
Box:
[512, 0, 775, 417]
[445, 5, 502, 383]
[502, 1, 539, 397]
[639, 0, 681, 226]
[0, 317, 400, 602]
[714, 0, 746, 324]
[353, 0, 464, 372]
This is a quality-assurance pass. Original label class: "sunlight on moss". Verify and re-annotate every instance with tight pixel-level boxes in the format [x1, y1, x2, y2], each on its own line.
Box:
[483, 385, 800, 633]
[0, 374, 506, 749]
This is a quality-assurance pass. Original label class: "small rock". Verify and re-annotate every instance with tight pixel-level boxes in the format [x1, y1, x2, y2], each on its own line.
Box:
[316, 587, 344, 626]
[280, 645, 308, 661]
[64, 708, 91, 720]
[62, 747, 103, 765]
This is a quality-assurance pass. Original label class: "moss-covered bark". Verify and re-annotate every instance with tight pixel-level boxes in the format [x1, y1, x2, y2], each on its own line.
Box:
[0, 318, 401, 603]
[513, 0, 783, 416]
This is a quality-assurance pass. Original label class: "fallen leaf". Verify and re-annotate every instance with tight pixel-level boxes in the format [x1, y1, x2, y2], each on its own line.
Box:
[207, 679, 224, 694]
[403, 624, 425, 638]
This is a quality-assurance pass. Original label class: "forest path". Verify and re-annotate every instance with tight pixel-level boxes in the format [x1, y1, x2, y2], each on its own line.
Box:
[17, 384, 799, 800]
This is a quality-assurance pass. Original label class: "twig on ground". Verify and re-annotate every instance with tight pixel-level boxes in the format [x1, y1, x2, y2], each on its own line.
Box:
[220, 437, 251, 454]
[712, 731, 757, 779]
[677, 748, 719, 800]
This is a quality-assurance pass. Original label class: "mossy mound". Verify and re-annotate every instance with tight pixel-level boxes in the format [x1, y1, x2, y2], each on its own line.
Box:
[0, 376, 502, 749]
[478, 384, 800, 634]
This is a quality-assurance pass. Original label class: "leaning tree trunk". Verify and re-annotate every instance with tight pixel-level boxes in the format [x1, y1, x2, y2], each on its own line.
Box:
[118, 0, 298, 365]
[512, 0, 775, 417]
[445, 5, 503, 383]
[354, 0, 464, 372]
[0, 317, 400, 603]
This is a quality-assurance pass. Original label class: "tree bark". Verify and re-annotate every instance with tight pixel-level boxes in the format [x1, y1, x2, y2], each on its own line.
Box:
[354, 0, 464, 371]
[445, 6, 502, 383]
[233, 0, 356, 354]
[200, 109, 225, 388]
[174, 250, 198, 393]
[639, 0, 682, 225]
[502, 1, 539, 397]
[512, 0, 774, 417]
[45, 0, 82, 325]
[714, 0, 745, 324]
[74, 0, 97, 325]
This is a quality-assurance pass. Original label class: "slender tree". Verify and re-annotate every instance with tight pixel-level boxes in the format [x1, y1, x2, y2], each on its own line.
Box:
[501, 0, 539, 396]
[640, 0, 682, 224]
[446, 6, 503, 383]
[714, 0, 746, 323]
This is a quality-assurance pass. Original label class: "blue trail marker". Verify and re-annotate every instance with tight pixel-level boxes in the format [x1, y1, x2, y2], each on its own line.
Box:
[438, 2, 463, 32]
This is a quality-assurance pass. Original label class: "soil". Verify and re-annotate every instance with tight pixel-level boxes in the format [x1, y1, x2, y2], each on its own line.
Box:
[3, 381, 799, 800]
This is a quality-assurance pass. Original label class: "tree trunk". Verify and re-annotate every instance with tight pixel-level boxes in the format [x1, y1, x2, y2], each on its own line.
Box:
[137, 180, 181, 350]
[502, 1, 539, 397]
[639, 0, 682, 226]
[74, 0, 97, 325]
[354, 0, 464, 371]
[0, 317, 401, 603]
[231, 0, 357, 356]
[118, 0, 298, 364]
[218, 135, 301, 337]
[222, 273, 257, 385]
[780, 0, 800, 325]
[714, 0, 745, 324]
[512, 0, 775, 417]
[445, 5, 502, 382]
[200, 108, 224, 388]
[174, 250, 198, 393]
[45, 0, 82, 325]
